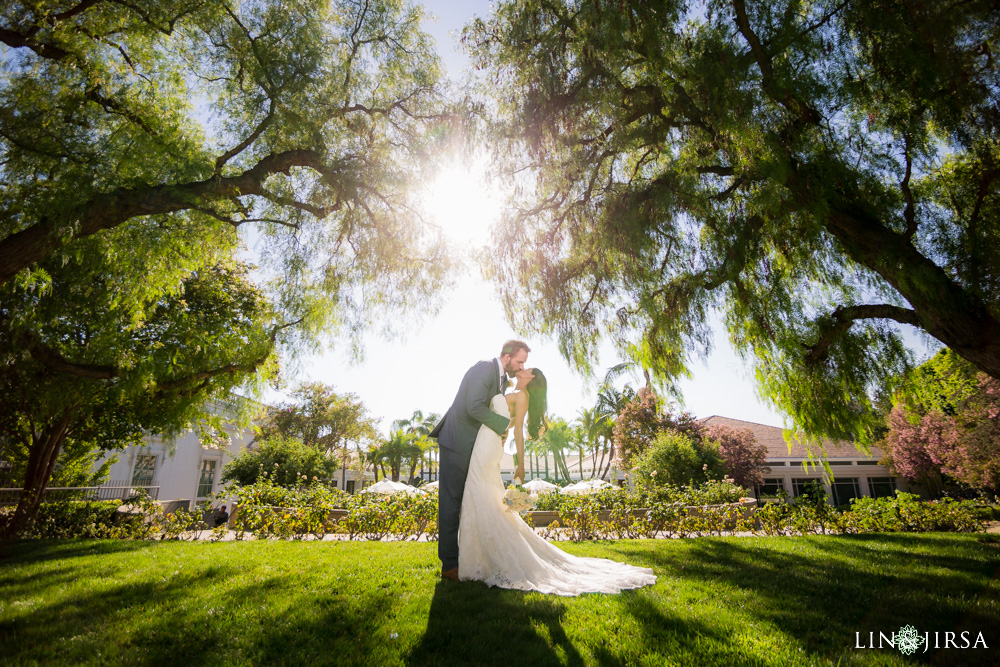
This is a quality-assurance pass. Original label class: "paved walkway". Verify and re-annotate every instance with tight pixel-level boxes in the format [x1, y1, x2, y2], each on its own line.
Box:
[171, 521, 1000, 541]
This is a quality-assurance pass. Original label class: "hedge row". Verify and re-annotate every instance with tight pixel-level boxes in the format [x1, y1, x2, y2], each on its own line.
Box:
[1, 481, 988, 542]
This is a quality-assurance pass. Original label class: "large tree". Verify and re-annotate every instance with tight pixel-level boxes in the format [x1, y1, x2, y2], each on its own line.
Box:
[0, 260, 278, 535]
[369, 429, 423, 482]
[257, 382, 379, 488]
[0, 0, 451, 530]
[1, 0, 451, 336]
[468, 0, 1000, 449]
[392, 409, 441, 481]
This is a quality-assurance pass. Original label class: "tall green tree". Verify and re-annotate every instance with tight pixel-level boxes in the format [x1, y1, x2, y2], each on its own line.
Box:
[0, 0, 452, 530]
[1, 0, 451, 341]
[468, 0, 1000, 450]
[592, 381, 635, 479]
[257, 382, 379, 489]
[0, 261, 278, 535]
[369, 429, 423, 483]
[538, 417, 574, 481]
[574, 406, 602, 477]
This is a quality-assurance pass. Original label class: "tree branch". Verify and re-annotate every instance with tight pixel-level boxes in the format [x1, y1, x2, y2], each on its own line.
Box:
[0, 26, 70, 60]
[0, 149, 332, 284]
[84, 87, 157, 135]
[901, 136, 917, 238]
[214, 101, 275, 175]
[731, 0, 822, 124]
[804, 304, 919, 365]
[18, 329, 118, 379]
[153, 318, 303, 393]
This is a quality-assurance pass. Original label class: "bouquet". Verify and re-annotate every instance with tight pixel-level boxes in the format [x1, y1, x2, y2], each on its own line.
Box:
[503, 478, 534, 513]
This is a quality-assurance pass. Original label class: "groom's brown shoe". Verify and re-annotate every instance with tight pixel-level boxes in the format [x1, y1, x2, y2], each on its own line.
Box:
[441, 567, 459, 581]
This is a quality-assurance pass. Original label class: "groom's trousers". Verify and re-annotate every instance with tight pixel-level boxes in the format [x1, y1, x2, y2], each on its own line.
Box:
[438, 444, 473, 571]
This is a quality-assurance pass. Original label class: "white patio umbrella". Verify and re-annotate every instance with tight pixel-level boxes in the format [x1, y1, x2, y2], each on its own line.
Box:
[561, 479, 613, 494]
[523, 479, 559, 493]
[361, 479, 427, 495]
[423, 480, 440, 490]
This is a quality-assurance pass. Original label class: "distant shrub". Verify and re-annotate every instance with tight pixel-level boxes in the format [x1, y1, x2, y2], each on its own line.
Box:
[221, 435, 337, 488]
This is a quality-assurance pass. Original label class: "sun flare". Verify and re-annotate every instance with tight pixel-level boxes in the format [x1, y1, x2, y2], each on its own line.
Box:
[422, 158, 502, 250]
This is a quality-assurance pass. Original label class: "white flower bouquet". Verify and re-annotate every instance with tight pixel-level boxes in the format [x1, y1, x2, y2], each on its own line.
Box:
[503, 480, 534, 513]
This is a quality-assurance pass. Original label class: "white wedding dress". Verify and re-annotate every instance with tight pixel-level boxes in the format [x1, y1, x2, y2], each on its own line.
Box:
[458, 394, 657, 596]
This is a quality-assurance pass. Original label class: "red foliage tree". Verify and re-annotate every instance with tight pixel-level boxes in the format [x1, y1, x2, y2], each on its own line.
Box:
[612, 393, 705, 469]
[706, 424, 771, 489]
[884, 357, 1000, 491]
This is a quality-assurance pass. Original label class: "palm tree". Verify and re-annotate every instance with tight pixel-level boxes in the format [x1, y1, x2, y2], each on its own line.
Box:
[539, 418, 574, 482]
[593, 376, 637, 480]
[370, 430, 424, 482]
[575, 407, 602, 478]
[392, 410, 441, 482]
[364, 445, 386, 482]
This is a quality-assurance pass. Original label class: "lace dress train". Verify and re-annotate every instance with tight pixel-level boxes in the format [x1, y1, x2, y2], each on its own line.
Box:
[458, 394, 657, 596]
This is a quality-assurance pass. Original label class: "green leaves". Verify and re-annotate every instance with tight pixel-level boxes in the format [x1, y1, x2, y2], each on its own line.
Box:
[471, 0, 1000, 448]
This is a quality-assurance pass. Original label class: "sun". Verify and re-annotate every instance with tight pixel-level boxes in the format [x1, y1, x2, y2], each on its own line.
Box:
[421, 156, 502, 250]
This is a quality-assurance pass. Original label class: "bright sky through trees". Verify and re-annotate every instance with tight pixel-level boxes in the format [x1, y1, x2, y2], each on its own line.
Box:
[422, 157, 499, 249]
[267, 0, 940, 436]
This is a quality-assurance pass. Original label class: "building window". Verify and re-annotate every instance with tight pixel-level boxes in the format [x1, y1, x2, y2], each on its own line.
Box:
[346, 480, 356, 494]
[132, 455, 156, 487]
[792, 478, 826, 500]
[831, 478, 861, 506]
[827, 460, 853, 466]
[197, 460, 217, 498]
[755, 478, 785, 498]
[858, 460, 881, 466]
[868, 476, 897, 498]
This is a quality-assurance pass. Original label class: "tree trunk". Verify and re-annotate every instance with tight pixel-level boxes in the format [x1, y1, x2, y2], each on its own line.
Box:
[341, 447, 349, 490]
[3, 410, 73, 537]
[559, 451, 572, 481]
[800, 173, 1000, 380]
[596, 438, 608, 479]
[599, 442, 615, 480]
[0, 150, 330, 285]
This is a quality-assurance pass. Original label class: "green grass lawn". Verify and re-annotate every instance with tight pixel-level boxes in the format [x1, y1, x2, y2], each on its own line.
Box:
[1, 533, 998, 666]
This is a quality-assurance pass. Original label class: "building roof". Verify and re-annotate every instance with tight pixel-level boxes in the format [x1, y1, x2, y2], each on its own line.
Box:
[699, 415, 883, 460]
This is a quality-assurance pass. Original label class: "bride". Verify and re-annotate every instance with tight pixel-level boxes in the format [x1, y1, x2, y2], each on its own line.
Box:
[458, 368, 657, 596]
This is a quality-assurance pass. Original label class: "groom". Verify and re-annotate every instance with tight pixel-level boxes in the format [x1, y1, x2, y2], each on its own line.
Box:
[430, 340, 530, 581]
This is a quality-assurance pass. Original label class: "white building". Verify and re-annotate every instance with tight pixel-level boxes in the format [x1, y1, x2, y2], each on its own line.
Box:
[701, 415, 925, 503]
[92, 401, 256, 510]
[91, 402, 380, 508]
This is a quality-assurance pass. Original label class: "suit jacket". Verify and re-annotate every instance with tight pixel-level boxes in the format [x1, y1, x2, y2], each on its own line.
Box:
[430, 359, 510, 456]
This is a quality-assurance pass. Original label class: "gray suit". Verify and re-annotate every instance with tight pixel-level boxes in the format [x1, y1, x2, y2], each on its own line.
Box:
[430, 359, 510, 570]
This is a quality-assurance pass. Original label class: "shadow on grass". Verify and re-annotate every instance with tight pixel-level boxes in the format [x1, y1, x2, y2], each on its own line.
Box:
[1, 542, 405, 666]
[1, 562, 235, 664]
[0, 538, 157, 565]
[623, 533, 999, 666]
[407, 580, 581, 666]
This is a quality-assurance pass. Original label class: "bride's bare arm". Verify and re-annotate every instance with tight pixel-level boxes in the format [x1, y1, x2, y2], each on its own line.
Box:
[510, 392, 528, 480]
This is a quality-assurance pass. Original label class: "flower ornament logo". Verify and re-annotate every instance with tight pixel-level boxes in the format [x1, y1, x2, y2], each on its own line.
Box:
[896, 625, 925, 655]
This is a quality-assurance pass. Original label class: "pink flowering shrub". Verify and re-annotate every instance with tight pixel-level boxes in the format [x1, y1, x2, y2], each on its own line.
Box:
[884, 363, 1000, 491]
